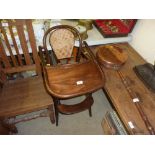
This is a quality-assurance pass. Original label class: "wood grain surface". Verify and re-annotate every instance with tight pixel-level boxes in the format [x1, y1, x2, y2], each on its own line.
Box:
[92, 43, 155, 135]
[96, 44, 128, 70]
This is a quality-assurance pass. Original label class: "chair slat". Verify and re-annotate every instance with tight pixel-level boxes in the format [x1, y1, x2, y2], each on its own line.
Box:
[0, 39, 11, 68]
[0, 57, 7, 84]
[8, 20, 23, 66]
[0, 22, 18, 67]
[4, 64, 36, 74]
[0, 20, 41, 75]
[25, 20, 41, 74]
[16, 22, 31, 65]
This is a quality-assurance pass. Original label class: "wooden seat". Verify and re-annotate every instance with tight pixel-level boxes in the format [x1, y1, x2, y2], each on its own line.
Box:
[0, 20, 55, 134]
[40, 25, 105, 126]
[0, 76, 52, 117]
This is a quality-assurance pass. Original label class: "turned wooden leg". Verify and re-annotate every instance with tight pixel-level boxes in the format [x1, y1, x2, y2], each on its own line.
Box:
[88, 107, 92, 117]
[0, 122, 10, 135]
[48, 104, 55, 124]
[53, 97, 60, 126]
[0, 118, 18, 134]
[86, 93, 93, 117]
[55, 107, 59, 126]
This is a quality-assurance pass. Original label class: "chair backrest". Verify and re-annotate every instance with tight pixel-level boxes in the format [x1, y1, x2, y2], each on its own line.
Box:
[0, 19, 41, 75]
[43, 25, 83, 64]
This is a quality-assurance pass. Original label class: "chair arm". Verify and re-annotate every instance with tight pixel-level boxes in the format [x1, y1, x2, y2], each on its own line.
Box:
[82, 41, 105, 77]
[38, 46, 47, 66]
[38, 45, 55, 66]
[82, 41, 97, 61]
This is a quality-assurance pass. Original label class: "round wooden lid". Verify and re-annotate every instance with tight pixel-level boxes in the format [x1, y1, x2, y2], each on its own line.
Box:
[96, 45, 128, 70]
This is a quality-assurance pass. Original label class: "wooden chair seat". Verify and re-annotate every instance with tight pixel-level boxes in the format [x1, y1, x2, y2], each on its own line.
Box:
[45, 61, 104, 99]
[0, 76, 52, 117]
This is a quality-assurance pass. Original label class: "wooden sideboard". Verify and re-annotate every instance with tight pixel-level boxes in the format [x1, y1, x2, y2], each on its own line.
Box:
[91, 43, 155, 135]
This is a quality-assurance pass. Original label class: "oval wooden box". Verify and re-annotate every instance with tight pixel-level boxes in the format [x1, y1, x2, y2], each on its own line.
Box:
[96, 45, 128, 70]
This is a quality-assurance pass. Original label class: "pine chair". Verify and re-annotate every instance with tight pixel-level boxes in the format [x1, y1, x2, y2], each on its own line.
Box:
[39, 25, 105, 126]
[0, 19, 55, 134]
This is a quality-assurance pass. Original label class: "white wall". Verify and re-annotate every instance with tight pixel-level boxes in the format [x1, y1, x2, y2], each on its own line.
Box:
[129, 19, 155, 64]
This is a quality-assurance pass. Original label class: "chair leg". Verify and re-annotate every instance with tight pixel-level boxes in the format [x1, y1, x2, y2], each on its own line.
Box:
[86, 93, 93, 117]
[0, 118, 18, 134]
[55, 107, 59, 126]
[53, 97, 60, 126]
[88, 107, 92, 117]
[48, 104, 55, 124]
[53, 94, 94, 125]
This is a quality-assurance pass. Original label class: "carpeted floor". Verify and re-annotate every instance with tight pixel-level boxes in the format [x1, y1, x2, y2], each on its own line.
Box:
[16, 89, 112, 135]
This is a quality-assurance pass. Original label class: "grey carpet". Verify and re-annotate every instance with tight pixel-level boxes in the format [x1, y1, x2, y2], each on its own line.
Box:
[16, 89, 112, 135]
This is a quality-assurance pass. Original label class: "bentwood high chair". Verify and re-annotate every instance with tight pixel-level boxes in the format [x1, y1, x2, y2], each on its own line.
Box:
[39, 25, 105, 126]
[0, 19, 55, 134]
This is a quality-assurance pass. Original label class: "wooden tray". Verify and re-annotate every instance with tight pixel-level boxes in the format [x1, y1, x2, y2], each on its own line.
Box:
[93, 19, 137, 38]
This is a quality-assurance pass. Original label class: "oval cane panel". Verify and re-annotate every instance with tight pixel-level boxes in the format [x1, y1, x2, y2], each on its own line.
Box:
[50, 29, 74, 59]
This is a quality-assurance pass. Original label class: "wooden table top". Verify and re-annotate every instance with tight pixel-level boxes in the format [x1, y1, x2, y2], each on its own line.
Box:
[92, 43, 155, 135]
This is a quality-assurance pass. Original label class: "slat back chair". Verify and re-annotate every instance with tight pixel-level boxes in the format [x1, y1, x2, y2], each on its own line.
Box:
[40, 25, 105, 126]
[0, 19, 55, 134]
[0, 19, 41, 75]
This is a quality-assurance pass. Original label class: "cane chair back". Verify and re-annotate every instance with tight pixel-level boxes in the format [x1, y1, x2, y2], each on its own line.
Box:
[50, 29, 74, 59]
[43, 25, 83, 64]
